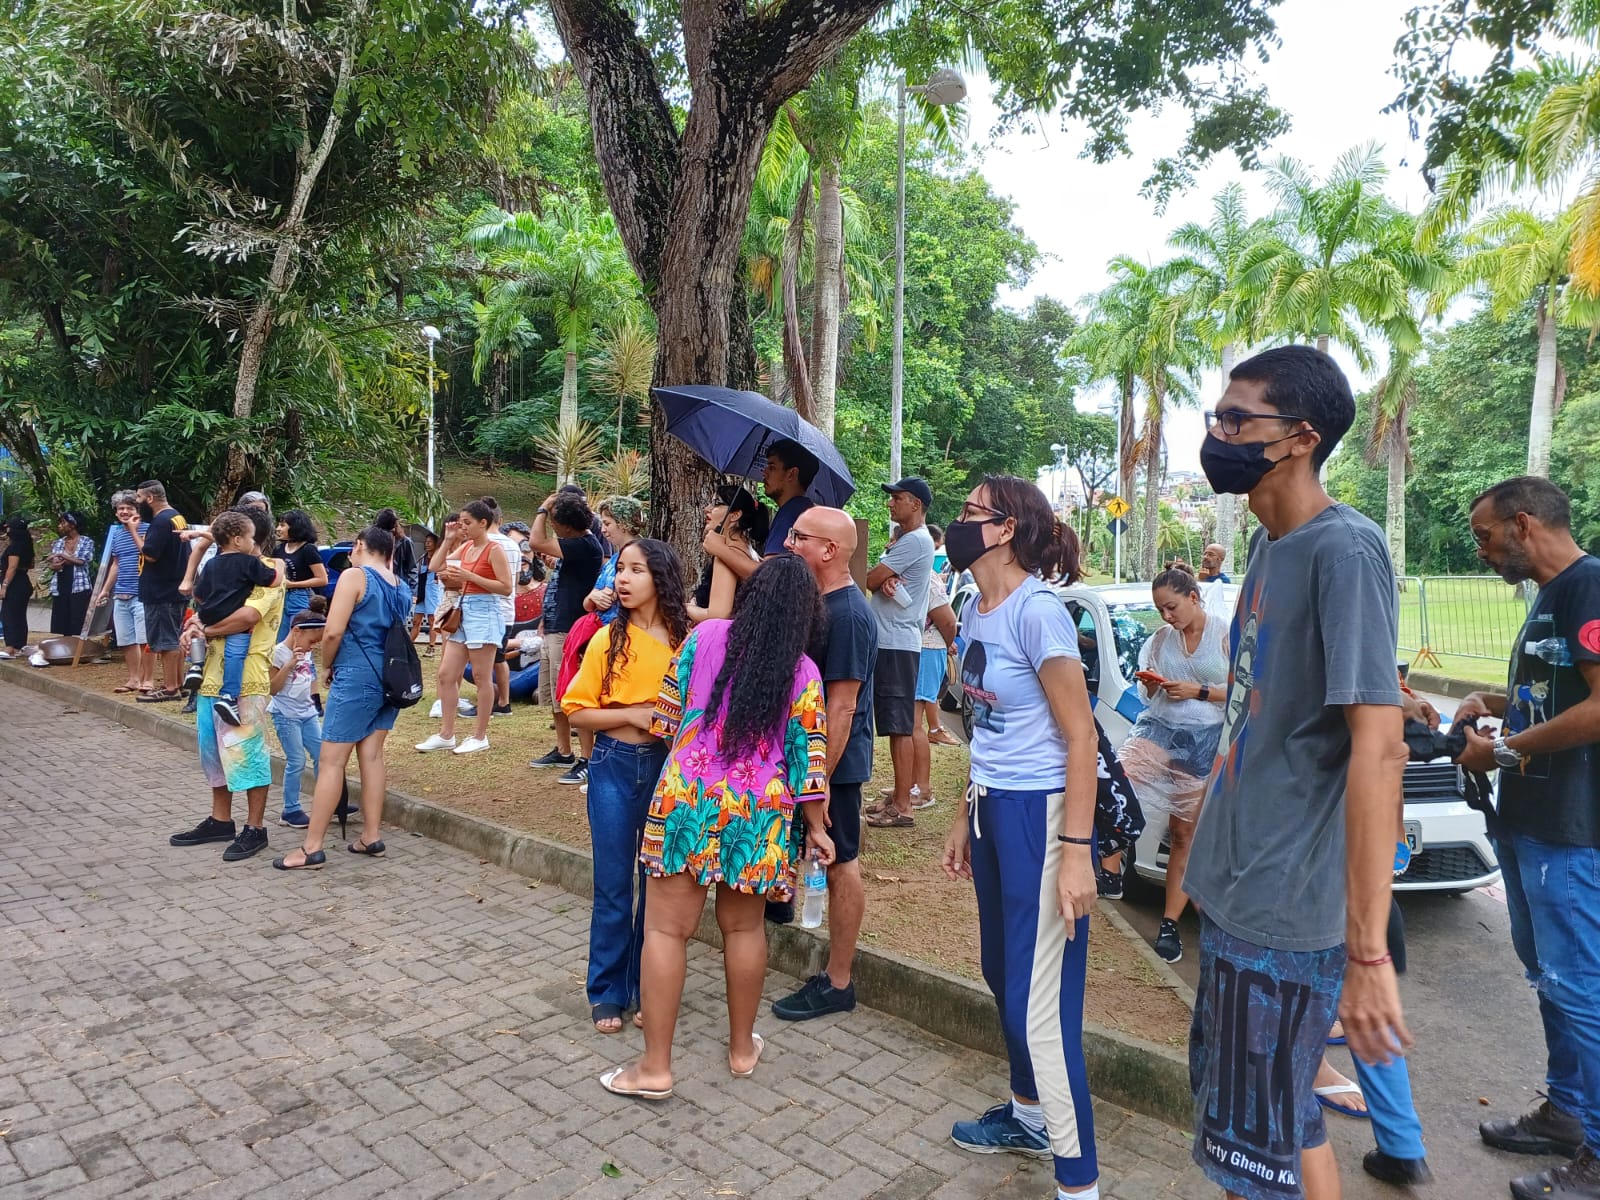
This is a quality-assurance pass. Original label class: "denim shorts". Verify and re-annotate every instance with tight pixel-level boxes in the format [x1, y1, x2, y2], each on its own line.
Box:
[112, 596, 147, 645]
[450, 592, 505, 649]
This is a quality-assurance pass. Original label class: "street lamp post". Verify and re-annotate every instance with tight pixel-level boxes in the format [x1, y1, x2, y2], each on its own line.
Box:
[421, 325, 441, 494]
[891, 68, 966, 483]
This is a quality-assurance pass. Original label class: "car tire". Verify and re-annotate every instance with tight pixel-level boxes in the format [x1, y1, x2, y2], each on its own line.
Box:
[960, 690, 974, 743]
[939, 688, 958, 714]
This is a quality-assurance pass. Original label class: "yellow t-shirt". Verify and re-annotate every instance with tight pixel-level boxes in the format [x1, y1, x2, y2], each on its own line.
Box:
[561, 621, 677, 713]
[200, 570, 285, 698]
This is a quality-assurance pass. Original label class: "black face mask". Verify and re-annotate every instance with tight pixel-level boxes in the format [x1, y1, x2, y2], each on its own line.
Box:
[944, 517, 1005, 572]
[1199, 433, 1301, 495]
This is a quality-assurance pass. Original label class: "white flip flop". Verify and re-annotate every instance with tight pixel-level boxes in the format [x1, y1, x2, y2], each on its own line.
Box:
[1314, 1082, 1370, 1120]
[599, 1066, 672, 1101]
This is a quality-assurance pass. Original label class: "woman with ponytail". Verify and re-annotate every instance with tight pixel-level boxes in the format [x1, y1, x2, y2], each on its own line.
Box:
[939, 475, 1102, 1200]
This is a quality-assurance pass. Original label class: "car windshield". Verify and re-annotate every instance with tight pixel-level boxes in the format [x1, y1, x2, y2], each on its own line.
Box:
[1106, 600, 1164, 681]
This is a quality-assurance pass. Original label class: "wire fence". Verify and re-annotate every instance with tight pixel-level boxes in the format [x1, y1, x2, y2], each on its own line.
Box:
[1397, 575, 1533, 665]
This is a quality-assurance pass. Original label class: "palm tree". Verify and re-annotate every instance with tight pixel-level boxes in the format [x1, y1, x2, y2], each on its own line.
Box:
[1260, 144, 1420, 366]
[588, 318, 657, 455]
[1456, 206, 1600, 476]
[1069, 273, 1144, 569]
[466, 197, 643, 428]
[1166, 183, 1286, 571]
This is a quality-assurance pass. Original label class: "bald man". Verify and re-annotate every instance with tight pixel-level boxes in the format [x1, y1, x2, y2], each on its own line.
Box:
[1199, 542, 1230, 584]
[773, 506, 877, 1021]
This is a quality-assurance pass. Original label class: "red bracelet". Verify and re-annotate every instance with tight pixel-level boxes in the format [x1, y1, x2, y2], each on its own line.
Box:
[1348, 952, 1393, 968]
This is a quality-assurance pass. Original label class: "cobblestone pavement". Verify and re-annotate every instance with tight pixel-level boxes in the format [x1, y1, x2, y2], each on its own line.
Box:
[0, 682, 1214, 1200]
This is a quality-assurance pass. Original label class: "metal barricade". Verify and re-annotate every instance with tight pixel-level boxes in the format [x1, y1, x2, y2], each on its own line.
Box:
[1415, 575, 1531, 664]
[1394, 575, 1426, 656]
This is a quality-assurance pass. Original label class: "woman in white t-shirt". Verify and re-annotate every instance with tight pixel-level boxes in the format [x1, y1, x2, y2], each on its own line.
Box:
[939, 475, 1101, 1200]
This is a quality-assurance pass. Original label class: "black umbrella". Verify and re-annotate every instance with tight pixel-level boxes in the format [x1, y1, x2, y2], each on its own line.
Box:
[651, 385, 856, 506]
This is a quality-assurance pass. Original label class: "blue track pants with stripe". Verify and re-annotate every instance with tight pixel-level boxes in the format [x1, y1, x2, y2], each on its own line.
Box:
[970, 783, 1098, 1189]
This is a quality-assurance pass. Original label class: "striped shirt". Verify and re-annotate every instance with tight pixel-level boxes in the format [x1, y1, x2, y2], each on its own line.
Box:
[108, 524, 148, 597]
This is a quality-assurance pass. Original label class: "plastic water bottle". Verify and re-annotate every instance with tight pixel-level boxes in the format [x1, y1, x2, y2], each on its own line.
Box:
[800, 851, 827, 928]
[1526, 637, 1573, 667]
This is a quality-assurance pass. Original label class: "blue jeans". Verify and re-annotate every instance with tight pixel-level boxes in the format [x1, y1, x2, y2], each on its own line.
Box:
[585, 734, 667, 1011]
[278, 588, 309, 642]
[1351, 1055, 1426, 1160]
[1496, 831, 1600, 1147]
[193, 630, 251, 697]
[272, 711, 322, 816]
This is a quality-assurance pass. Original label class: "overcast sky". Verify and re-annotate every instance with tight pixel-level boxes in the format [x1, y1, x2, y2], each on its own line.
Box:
[958, 0, 1457, 471]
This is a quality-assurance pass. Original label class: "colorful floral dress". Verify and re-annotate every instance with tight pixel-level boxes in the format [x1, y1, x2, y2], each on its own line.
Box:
[641, 619, 826, 900]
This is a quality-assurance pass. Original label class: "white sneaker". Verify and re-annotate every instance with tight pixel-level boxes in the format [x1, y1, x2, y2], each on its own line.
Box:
[429, 699, 443, 718]
[415, 733, 457, 752]
[453, 735, 490, 755]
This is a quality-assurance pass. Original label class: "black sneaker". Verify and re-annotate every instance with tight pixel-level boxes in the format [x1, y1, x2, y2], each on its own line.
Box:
[1363, 1149, 1433, 1186]
[492, 703, 513, 718]
[773, 973, 857, 1021]
[170, 816, 237, 847]
[222, 825, 269, 862]
[180, 693, 198, 715]
[530, 748, 576, 768]
[1484, 1096, 1586, 1158]
[1097, 865, 1124, 900]
[183, 661, 204, 693]
[557, 759, 589, 785]
[214, 695, 241, 726]
[1154, 918, 1183, 963]
[1512, 1145, 1600, 1200]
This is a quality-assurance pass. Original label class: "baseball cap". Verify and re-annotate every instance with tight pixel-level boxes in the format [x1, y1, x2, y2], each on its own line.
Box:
[881, 477, 933, 511]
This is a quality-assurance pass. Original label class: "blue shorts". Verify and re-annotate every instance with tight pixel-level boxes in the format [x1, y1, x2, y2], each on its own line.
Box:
[450, 592, 505, 649]
[916, 647, 946, 703]
[1190, 916, 1344, 1199]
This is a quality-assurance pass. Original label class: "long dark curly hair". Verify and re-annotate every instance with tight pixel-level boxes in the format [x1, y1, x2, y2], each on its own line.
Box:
[704, 554, 824, 759]
[603, 538, 690, 695]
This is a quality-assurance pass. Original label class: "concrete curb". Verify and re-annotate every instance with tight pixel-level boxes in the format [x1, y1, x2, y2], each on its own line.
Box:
[1, 660, 1195, 1127]
[1408, 670, 1503, 702]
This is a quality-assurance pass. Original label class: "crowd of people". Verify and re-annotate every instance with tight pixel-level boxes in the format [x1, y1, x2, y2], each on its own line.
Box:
[9, 345, 1600, 1200]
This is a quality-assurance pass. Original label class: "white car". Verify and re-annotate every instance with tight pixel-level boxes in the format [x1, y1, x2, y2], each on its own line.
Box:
[953, 580, 1502, 896]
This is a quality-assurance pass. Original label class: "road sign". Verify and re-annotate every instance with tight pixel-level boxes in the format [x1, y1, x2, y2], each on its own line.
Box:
[1107, 517, 1127, 536]
[1104, 496, 1130, 520]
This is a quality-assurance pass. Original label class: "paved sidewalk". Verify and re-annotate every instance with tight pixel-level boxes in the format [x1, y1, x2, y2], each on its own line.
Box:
[0, 682, 1210, 1199]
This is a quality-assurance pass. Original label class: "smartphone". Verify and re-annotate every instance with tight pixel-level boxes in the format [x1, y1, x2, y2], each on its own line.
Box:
[1134, 669, 1168, 688]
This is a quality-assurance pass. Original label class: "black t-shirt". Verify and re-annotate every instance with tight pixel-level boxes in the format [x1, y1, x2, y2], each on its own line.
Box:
[138, 508, 190, 605]
[549, 533, 603, 634]
[277, 543, 322, 585]
[195, 552, 278, 627]
[1500, 555, 1600, 846]
[392, 536, 418, 593]
[821, 583, 877, 785]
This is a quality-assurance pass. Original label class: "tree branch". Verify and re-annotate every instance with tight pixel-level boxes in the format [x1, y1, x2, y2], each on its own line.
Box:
[746, 0, 890, 107]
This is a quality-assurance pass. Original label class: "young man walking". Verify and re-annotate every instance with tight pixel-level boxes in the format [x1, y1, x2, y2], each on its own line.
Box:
[1183, 346, 1410, 1200]
[1456, 476, 1600, 1200]
[774, 506, 876, 1020]
[866, 477, 935, 828]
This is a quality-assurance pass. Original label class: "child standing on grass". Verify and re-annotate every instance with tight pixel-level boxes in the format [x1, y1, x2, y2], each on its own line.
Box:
[269, 602, 328, 829]
[186, 510, 282, 725]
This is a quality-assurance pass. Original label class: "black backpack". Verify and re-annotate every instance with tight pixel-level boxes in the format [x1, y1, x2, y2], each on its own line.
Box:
[358, 575, 424, 709]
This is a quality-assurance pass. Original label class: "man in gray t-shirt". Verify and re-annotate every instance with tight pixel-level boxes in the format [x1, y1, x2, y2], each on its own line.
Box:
[1182, 347, 1410, 1200]
[865, 478, 935, 824]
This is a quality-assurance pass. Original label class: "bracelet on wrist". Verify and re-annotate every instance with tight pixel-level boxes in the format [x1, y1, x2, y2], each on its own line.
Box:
[1057, 834, 1094, 846]
[1348, 952, 1393, 968]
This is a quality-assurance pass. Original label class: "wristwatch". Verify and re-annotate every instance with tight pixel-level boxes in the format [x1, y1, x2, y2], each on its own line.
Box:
[1198, 685, 1211, 702]
[1491, 735, 1525, 771]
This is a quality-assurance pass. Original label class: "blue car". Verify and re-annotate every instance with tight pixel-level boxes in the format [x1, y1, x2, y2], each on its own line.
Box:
[317, 542, 354, 600]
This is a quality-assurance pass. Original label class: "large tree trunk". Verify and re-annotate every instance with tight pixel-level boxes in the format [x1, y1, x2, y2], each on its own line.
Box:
[1141, 402, 1163, 581]
[780, 167, 815, 421]
[550, 0, 888, 565]
[1213, 342, 1239, 572]
[1529, 288, 1559, 478]
[809, 164, 844, 436]
[1386, 411, 1407, 575]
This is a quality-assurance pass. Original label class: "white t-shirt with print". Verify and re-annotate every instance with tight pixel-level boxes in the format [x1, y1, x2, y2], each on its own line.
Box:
[268, 641, 319, 721]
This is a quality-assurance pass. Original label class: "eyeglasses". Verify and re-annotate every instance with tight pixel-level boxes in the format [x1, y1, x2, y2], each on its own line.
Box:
[786, 527, 831, 546]
[1204, 409, 1312, 436]
[956, 502, 1011, 523]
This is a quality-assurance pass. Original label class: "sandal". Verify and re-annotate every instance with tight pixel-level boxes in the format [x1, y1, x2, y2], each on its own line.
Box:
[113, 684, 137, 694]
[867, 809, 915, 829]
[137, 688, 183, 703]
[592, 1003, 625, 1034]
[349, 839, 386, 857]
[272, 848, 327, 871]
[599, 1066, 672, 1101]
[1314, 1082, 1370, 1120]
[729, 1032, 765, 1079]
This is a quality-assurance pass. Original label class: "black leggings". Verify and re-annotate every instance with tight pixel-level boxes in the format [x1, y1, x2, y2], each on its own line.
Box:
[51, 588, 91, 637]
[1387, 895, 1407, 975]
[1, 579, 30, 649]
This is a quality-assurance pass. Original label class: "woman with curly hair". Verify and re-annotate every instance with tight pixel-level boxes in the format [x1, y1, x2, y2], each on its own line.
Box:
[562, 539, 690, 1034]
[599, 555, 832, 1100]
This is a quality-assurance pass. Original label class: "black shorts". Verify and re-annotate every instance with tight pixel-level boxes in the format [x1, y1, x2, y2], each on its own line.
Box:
[1190, 916, 1344, 1199]
[829, 781, 862, 865]
[144, 600, 187, 653]
[874, 648, 918, 736]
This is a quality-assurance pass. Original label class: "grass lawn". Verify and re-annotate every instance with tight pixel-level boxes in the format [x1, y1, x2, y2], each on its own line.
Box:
[1397, 577, 1527, 685]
